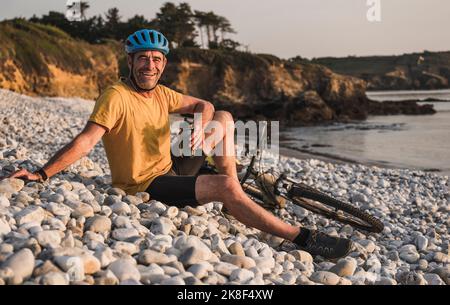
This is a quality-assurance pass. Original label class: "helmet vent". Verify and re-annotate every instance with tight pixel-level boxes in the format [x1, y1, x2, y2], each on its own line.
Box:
[149, 31, 155, 44]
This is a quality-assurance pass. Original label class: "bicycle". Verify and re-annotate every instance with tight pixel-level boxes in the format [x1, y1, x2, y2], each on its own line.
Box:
[178, 114, 385, 234]
[200, 153, 384, 234]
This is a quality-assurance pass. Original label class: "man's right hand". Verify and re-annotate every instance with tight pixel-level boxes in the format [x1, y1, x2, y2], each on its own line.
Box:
[5, 168, 41, 182]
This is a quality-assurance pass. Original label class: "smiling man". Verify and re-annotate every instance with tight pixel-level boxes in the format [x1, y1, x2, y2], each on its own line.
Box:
[7, 29, 353, 259]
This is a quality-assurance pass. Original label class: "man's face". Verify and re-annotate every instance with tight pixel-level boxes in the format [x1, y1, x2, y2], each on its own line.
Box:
[128, 50, 167, 90]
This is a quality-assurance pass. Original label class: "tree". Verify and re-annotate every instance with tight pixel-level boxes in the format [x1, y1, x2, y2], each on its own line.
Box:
[123, 15, 153, 37]
[154, 2, 197, 48]
[194, 10, 236, 49]
[104, 7, 122, 39]
[193, 10, 208, 48]
[219, 39, 240, 51]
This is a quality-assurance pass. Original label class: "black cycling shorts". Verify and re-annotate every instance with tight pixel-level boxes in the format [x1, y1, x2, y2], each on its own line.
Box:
[145, 154, 206, 207]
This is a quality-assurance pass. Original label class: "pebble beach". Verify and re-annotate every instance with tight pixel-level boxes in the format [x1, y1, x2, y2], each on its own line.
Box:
[0, 89, 449, 285]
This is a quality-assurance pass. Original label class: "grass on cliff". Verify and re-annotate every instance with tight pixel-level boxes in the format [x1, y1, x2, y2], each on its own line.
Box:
[0, 19, 94, 77]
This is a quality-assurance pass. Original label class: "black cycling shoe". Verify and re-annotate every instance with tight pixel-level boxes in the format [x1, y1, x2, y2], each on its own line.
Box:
[296, 231, 354, 259]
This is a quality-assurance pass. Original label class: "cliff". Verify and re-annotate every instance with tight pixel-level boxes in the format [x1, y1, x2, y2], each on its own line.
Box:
[161, 49, 434, 125]
[0, 20, 435, 126]
[310, 51, 450, 91]
[0, 19, 119, 100]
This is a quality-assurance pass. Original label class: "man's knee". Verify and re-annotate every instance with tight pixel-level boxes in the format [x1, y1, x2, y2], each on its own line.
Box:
[209, 175, 241, 198]
[196, 175, 241, 202]
[214, 110, 234, 123]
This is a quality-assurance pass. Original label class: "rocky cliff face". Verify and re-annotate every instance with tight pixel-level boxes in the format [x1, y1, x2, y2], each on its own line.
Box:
[162, 49, 434, 125]
[0, 20, 119, 100]
[312, 52, 450, 91]
[0, 20, 434, 126]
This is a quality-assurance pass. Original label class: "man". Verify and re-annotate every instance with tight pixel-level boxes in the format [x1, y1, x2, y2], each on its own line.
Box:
[7, 29, 353, 259]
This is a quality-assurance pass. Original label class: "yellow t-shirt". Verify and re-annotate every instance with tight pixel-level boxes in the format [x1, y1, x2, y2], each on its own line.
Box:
[89, 79, 183, 195]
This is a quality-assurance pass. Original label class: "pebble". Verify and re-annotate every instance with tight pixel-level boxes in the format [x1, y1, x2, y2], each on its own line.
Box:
[150, 217, 175, 235]
[1, 248, 35, 283]
[84, 215, 112, 233]
[310, 271, 340, 285]
[229, 268, 254, 283]
[329, 257, 357, 277]
[111, 202, 131, 216]
[138, 249, 176, 265]
[228, 242, 245, 257]
[0, 178, 24, 196]
[423, 273, 446, 285]
[415, 235, 428, 251]
[111, 228, 139, 241]
[35, 230, 62, 248]
[40, 272, 69, 285]
[15, 206, 46, 225]
[289, 250, 313, 263]
[1, 92, 450, 286]
[221, 254, 256, 269]
[108, 259, 141, 282]
[53, 256, 85, 282]
[187, 262, 213, 279]
[214, 262, 239, 277]
[0, 218, 11, 237]
[146, 201, 167, 215]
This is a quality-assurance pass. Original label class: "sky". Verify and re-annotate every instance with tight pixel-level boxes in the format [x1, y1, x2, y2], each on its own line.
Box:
[1, 0, 450, 59]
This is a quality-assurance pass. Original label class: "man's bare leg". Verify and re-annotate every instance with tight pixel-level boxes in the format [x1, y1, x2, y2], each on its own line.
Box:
[195, 111, 354, 258]
[202, 111, 238, 181]
[196, 174, 300, 241]
[199, 111, 299, 241]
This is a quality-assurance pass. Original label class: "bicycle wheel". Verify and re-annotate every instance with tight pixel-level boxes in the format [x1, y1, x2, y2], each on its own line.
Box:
[289, 183, 384, 233]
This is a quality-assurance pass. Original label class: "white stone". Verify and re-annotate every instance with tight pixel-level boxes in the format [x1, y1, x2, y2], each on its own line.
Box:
[15, 206, 45, 225]
[289, 250, 313, 263]
[310, 271, 341, 285]
[329, 257, 357, 277]
[214, 262, 239, 277]
[111, 228, 139, 241]
[416, 235, 428, 251]
[147, 201, 167, 215]
[230, 268, 254, 283]
[424, 273, 446, 285]
[35, 230, 62, 248]
[150, 217, 175, 235]
[399, 250, 420, 264]
[111, 201, 131, 215]
[0, 195, 10, 207]
[85, 215, 112, 233]
[94, 247, 115, 268]
[187, 262, 213, 279]
[211, 234, 230, 255]
[53, 256, 85, 282]
[138, 249, 176, 265]
[112, 241, 139, 255]
[0, 218, 11, 237]
[0, 178, 24, 196]
[40, 272, 69, 285]
[160, 276, 185, 285]
[2, 248, 35, 282]
[163, 206, 179, 219]
[108, 259, 141, 282]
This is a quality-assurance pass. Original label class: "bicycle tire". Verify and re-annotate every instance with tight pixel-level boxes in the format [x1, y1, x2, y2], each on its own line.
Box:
[289, 183, 384, 233]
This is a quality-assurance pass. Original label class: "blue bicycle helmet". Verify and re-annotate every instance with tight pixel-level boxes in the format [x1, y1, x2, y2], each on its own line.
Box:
[125, 29, 170, 55]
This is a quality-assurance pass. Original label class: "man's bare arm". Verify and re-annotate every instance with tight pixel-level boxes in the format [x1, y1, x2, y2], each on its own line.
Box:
[172, 95, 215, 125]
[7, 122, 106, 181]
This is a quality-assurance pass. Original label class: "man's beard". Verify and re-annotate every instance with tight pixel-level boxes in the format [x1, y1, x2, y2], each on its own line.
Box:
[130, 64, 159, 92]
